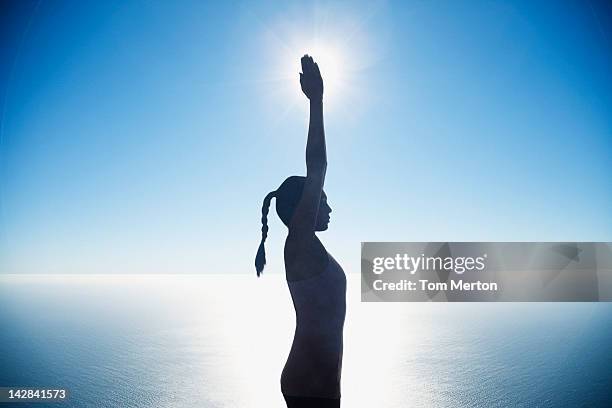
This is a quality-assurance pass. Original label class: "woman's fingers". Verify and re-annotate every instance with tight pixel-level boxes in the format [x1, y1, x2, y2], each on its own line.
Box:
[301, 54, 310, 74]
[302, 54, 322, 76]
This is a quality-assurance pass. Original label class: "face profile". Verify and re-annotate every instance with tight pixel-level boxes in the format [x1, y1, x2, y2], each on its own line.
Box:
[315, 193, 332, 231]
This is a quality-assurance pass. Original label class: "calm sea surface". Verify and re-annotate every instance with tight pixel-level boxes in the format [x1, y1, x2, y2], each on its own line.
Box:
[1, 274, 611, 407]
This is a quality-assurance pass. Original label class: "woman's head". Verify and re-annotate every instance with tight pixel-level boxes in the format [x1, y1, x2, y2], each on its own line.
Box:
[255, 176, 332, 276]
[274, 176, 331, 229]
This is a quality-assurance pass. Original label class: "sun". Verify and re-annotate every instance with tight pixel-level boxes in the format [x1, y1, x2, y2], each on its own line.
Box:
[286, 42, 347, 106]
[251, 2, 389, 118]
[270, 36, 350, 111]
[254, 6, 376, 113]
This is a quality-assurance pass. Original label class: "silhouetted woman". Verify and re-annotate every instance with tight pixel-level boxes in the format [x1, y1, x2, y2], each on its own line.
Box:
[255, 55, 346, 408]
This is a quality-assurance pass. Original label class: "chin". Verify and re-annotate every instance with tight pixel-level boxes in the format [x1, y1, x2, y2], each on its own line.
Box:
[317, 223, 330, 231]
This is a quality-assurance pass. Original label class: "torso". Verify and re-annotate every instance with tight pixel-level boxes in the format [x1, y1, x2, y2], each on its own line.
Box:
[281, 248, 347, 399]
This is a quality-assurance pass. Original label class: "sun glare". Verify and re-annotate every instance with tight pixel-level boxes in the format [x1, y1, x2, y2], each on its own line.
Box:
[268, 35, 352, 112]
[285, 42, 347, 107]
[255, 1, 390, 122]
[255, 3, 388, 114]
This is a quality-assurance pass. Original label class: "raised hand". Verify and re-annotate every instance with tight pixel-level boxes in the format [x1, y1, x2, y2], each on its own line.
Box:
[299, 54, 324, 100]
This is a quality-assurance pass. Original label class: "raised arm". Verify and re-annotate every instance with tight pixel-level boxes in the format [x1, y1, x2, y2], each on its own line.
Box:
[289, 55, 326, 235]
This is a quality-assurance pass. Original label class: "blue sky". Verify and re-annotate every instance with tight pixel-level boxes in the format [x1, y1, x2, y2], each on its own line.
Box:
[0, 0, 610, 274]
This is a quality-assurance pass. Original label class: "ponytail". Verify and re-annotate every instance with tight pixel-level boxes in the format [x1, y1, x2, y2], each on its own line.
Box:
[255, 190, 276, 276]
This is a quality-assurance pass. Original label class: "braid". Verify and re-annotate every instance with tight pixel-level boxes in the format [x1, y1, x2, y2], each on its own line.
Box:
[255, 190, 276, 276]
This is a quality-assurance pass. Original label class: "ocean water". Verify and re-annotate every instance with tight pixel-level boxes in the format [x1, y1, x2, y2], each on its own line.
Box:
[0, 274, 611, 408]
